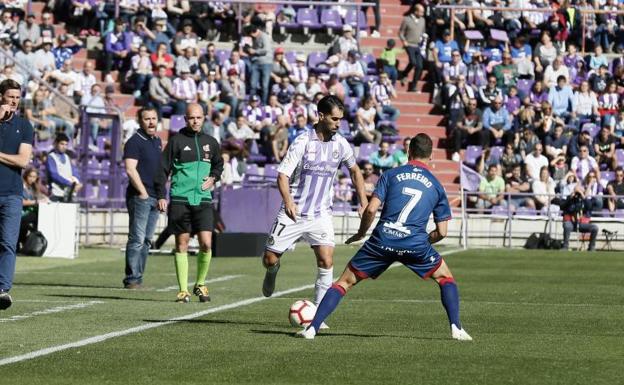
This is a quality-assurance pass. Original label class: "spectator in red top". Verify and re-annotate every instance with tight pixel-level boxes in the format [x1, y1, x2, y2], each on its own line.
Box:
[151, 42, 174, 77]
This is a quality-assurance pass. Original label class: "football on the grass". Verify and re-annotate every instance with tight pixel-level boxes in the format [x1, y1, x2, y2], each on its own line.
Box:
[289, 300, 316, 327]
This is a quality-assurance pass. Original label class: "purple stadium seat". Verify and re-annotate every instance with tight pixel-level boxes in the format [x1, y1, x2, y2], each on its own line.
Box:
[264, 164, 279, 179]
[214, 49, 231, 66]
[615, 209, 624, 218]
[170, 115, 186, 133]
[464, 145, 483, 166]
[516, 79, 534, 97]
[307, 52, 328, 73]
[297, 8, 322, 30]
[489, 146, 504, 163]
[616, 149, 624, 167]
[339, 120, 351, 136]
[357, 143, 379, 162]
[601, 171, 615, 184]
[582, 123, 600, 138]
[320, 9, 343, 30]
[332, 201, 351, 213]
[84, 183, 97, 200]
[344, 9, 367, 30]
[98, 183, 109, 204]
[361, 53, 377, 75]
[491, 205, 508, 216]
[515, 207, 538, 216]
[285, 51, 298, 64]
[86, 158, 101, 178]
[344, 95, 359, 117]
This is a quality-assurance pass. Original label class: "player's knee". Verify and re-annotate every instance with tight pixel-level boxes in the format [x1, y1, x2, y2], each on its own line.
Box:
[263, 251, 280, 267]
[316, 258, 333, 269]
[436, 276, 456, 286]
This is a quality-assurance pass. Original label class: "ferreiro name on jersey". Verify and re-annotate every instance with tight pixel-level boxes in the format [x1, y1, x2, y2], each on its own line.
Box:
[395, 169, 433, 188]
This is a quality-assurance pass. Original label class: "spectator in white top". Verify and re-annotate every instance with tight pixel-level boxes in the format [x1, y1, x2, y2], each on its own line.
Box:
[571, 144, 600, 180]
[0, 64, 23, 86]
[337, 50, 365, 99]
[175, 47, 200, 80]
[371, 72, 400, 122]
[337, 25, 359, 58]
[171, 67, 198, 114]
[17, 13, 40, 47]
[44, 59, 79, 98]
[130, 44, 153, 99]
[524, 142, 549, 181]
[543, 56, 570, 89]
[297, 73, 322, 102]
[289, 54, 308, 87]
[220, 67, 246, 118]
[242, 94, 265, 132]
[34, 37, 56, 78]
[531, 166, 556, 210]
[262, 94, 284, 127]
[227, 114, 256, 140]
[284, 93, 308, 125]
[74, 60, 96, 105]
[573, 80, 599, 123]
[198, 70, 230, 118]
[14, 39, 36, 80]
[355, 95, 381, 145]
[80, 83, 108, 144]
[221, 50, 245, 82]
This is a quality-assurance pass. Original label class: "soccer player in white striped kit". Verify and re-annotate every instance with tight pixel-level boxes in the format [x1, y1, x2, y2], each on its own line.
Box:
[262, 95, 368, 316]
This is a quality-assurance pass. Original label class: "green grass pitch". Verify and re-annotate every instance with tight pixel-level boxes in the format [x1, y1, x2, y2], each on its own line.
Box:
[1, 245, 623, 385]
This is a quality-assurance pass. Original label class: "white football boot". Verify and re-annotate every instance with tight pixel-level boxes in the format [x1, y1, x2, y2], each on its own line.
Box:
[451, 324, 473, 341]
[296, 327, 317, 340]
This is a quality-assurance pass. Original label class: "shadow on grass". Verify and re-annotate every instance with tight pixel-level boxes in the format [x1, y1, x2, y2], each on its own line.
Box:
[47, 293, 165, 302]
[15, 282, 120, 289]
[143, 318, 274, 327]
[250, 329, 444, 340]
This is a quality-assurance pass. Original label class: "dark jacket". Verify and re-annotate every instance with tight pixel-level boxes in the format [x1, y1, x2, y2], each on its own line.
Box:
[158, 127, 223, 205]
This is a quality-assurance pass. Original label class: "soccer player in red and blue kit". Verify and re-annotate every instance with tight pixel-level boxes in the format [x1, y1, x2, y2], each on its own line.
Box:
[297, 133, 472, 340]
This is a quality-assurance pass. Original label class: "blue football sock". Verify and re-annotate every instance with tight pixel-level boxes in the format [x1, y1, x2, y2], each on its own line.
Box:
[439, 278, 461, 328]
[309, 284, 346, 332]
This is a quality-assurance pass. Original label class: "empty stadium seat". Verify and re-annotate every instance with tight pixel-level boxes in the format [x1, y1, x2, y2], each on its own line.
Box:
[357, 143, 379, 162]
[320, 9, 343, 32]
[215, 49, 231, 66]
[307, 52, 328, 73]
[344, 9, 367, 30]
[464, 145, 483, 166]
[170, 115, 186, 133]
[297, 8, 322, 30]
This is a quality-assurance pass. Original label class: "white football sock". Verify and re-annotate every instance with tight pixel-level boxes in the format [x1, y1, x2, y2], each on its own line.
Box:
[314, 267, 334, 306]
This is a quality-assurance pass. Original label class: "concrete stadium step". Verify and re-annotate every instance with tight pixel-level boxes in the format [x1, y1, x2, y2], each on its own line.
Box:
[398, 113, 444, 126]
[394, 92, 431, 103]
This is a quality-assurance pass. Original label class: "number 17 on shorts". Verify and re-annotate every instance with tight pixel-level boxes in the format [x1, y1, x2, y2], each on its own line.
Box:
[265, 212, 335, 253]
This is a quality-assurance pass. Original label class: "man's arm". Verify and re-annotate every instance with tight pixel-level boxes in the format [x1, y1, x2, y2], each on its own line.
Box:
[428, 220, 448, 244]
[125, 158, 149, 198]
[0, 143, 32, 169]
[277, 172, 297, 221]
[345, 196, 382, 244]
[348, 164, 368, 214]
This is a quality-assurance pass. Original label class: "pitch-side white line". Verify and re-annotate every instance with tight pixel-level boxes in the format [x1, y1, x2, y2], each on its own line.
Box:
[155, 275, 243, 292]
[0, 249, 463, 366]
[0, 301, 104, 323]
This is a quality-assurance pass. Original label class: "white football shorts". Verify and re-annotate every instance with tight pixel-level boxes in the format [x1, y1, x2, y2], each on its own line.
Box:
[265, 211, 335, 253]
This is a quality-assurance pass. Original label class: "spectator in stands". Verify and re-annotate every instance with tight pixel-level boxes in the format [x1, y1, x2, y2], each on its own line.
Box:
[290, 54, 308, 88]
[570, 60, 589, 89]
[589, 45, 608, 71]
[14, 38, 35, 80]
[450, 98, 485, 162]
[379, 39, 400, 86]
[492, 51, 517, 93]
[272, 76, 296, 106]
[81, 83, 107, 144]
[243, 94, 265, 133]
[45, 59, 79, 100]
[73, 60, 95, 105]
[529, 81, 548, 112]
[24, 89, 56, 140]
[337, 50, 365, 99]
[148, 65, 174, 118]
[574, 80, 600, 124]
[288, 114, 310, 144]
[548, 75, 576, 124]
[0, 64, 23, 86]
[202, 111, 227, 144]
[355, 96, 381, 146]
[478, 74, 503, 108]
[506, 164, 535, 211]
[533, 31, 558, 79]
[198, 44, 221, 79]
[221, 67, 246, 118]
[583, 170, 604, 214]
[166, 0, 191, 32]
[151, 42, 175, 77]
[594, 127, 618, 171]
[568, 128, 595, 158]
[589, 64, 611, 94]
[17, 13, 40, 47]
[536, 101, 564, 141]
[483, 95, 513, 147]
[466, 51, 487, 91]
[561, 187, 598, 251]
[34, 37, 56, 78]
[599, 81, 619, 129]
[269, 114, 289, 163]
[544, 123, 569, 158]
[307, 92, 324, 124]
[173, 19, 198, 56]
[392, 137, 411, 166]
[337, 25, 358, 58]
[560, 170, 579, 200]
[518, 126, 540, 161]
[52, 34, 83, 69]
[171, 67, 197, 115]
[606, 167, 624, 213]
[103, 19, 132, 82]
[150, 18, 172, 53]
[571, 144, 600, 180]
[270, 47, 291, 85]
[442, 49, 468, 98]
[543, 56, 569, 89]
[369, 141, 394, 172]
[297, 73, 321, 102]
[40, 11, 55, 41]
[129, 44, 153, 99]
[398, 4, 426, 92]
[221, 50, 245, 82]
[198, 70, 230, 118]
[334, 175, 353, 205]
[504, 85, 521, 118]
[19, 167, 48, 251]
[446, 75, 474, 127]
[175, 47, 200, 80]
[262, 94, 283, 127]
[284, 93, 307, 126]
[432, 29, 459, 88]
[246, 24, 273, 104]
[532, 166, 556, 210]
[372, 72, 399, 122]
[525, 142, 548, 182]
[121, 107, 162, 289]
[0, 10, 17, 38]
[510, 36, 534, 79]
[68, 0, 98, 36]
[50, 83, 79, 139]
[46, 133, 81, 202]
[477, 164, 506, 212]
[227, 114, 255, 142]
[361, 162, 378, 201]
[322, 73, 345, 101]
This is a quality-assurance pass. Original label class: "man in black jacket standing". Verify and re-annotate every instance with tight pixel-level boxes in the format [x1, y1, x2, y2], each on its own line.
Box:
[157, 103, 223, 303]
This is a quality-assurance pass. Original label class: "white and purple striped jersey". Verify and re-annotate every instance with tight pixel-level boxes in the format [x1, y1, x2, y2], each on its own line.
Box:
[277, 128, 356, 218]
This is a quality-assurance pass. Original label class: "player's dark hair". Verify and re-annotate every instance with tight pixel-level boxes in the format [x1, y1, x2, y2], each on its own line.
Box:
[317, 95, 344, 115]
[0, 79, 20, 95]
[54, 133, 70, 143]
[137, 106, 157, 121]
[409, 133, 433, 160]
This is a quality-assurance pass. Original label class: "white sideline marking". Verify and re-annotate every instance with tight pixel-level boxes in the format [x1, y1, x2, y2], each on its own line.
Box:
[155, 275, 243, 292]
[0, 249, 463, 366]
[0, 301, 104, 323]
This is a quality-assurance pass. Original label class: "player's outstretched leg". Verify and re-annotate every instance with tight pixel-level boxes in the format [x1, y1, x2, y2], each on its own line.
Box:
[297, 266, 362, 339]
[262, 250, 281, 297]
[174, 234, 191, 303]
[312, 246, 334, 329]
[431, 260, 472, 341]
